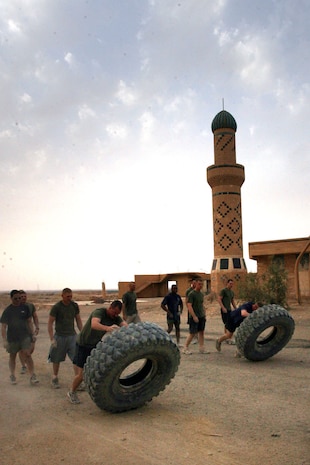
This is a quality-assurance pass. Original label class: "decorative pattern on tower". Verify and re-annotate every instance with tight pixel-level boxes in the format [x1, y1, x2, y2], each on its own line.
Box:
[206, 110, 247, 294]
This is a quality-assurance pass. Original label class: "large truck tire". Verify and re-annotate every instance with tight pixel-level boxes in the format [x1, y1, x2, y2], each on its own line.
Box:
[235, 304, 295, 361]
[84, 322, 180, 413]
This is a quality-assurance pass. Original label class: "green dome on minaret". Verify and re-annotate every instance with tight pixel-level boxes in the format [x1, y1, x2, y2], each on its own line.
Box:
[211, 110, 237, 133]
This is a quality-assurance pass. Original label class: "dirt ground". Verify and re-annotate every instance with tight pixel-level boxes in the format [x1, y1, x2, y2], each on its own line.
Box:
[0, 291, 309, 465]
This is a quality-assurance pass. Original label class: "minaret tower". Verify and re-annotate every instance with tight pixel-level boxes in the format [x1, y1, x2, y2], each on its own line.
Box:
[207, 109, 247, 294]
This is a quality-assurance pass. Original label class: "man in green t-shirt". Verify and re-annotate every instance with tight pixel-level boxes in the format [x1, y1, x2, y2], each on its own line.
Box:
[19, 290, 39, 374]
[185, 277, 198, 344]
[122, 282, 141, 324]
[218, 279, 237, 325]
[218, 279, 237, 340]
[183, 278, 208, 355]
[48, 288, 83, 389]
[67, 300, 127, 404]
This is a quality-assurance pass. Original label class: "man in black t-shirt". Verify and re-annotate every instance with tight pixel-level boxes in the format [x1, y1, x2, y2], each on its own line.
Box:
[1, 290, 39, 385]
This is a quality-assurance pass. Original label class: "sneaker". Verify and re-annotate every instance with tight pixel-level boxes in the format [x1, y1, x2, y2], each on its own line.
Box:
[30, 374, 39, 385]
[67, 390, 81, 404]
[226, 339, 236, 345]
[216, 339, 222, 352]
[182, 348, 192, 355]
[192, 338, 198, 345]
[10, 374, 17, 385]
[51, 377, 60, 389]
[199, 348, 210, 354]
[20, 366, 27, 375]
[77, 381, 86, 391]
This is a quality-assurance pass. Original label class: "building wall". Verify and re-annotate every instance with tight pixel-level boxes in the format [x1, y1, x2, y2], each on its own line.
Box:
[250, 237, 310, 301]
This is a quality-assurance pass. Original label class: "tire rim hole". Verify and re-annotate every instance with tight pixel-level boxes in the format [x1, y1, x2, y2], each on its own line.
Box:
[256, 326, 278, 346]
[119, 358, 154, 387]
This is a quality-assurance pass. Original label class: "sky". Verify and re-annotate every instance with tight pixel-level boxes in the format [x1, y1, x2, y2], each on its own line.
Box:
[0, 0, 309, 291]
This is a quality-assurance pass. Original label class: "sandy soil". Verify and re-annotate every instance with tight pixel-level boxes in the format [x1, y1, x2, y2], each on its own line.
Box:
[0, 291, 309, 465]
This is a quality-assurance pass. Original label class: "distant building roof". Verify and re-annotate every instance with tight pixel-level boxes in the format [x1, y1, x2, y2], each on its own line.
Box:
[249, 237, 310, 258]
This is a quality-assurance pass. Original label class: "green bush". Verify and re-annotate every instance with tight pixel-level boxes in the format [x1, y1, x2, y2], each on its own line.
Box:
[261, 261, 288, 307]
[238, 262, 288, 308]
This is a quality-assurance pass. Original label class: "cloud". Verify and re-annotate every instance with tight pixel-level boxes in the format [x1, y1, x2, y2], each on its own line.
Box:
[0, 0, 309, 290]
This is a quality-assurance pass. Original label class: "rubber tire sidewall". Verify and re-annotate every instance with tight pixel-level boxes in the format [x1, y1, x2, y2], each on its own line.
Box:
[84, 322, 180, 413]
[235, 304, 295, 361]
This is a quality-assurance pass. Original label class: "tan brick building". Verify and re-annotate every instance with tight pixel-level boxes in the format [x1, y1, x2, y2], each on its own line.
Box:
[249, 237, 310, 302]
[118, 272, 211, 299]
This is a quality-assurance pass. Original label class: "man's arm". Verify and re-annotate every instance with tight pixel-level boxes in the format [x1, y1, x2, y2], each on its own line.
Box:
[91, 317, 123, 332]
[161, 302, 168, 312]
[27, 317, 35, 339]
[75, 313, 83, 332]
[32, 309, 40, 335]
[47, 315, 56, 342]
[231, 297, 237, 310]
[240, 309, 250, 318]
[187, 302, 198, 322]
[1, 323, 7, 348]
[218, 294, 227, 312]
[122, 295, 127, 320]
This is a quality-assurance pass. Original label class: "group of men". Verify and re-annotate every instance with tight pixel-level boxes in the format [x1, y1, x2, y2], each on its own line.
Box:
[1, 279, 259, 403]
[0, 283, 140, 404]
[160, 277, 208, 354]
[161, 277, 260, 355]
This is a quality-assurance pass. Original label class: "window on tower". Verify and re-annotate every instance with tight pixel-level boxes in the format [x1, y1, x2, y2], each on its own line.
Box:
[212, 259, 217, 270]
[220, 258, 229, 270]
[233, 258, 241, 269]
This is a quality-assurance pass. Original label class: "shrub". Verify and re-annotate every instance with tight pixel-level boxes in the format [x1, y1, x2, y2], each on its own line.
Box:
[238, 262, 288, 308]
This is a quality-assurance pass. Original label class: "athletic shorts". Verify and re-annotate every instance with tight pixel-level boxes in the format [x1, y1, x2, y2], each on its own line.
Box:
[225, 316, 238, 334]
[167, 314, 181, 325]
[189, 317, 206, 334]
[221, 309, 231, 325]
[49, 334, 77, 363]
[6, 336, 32, 354]
[73, 343, 95, 369]
[126, 313, 141, 324]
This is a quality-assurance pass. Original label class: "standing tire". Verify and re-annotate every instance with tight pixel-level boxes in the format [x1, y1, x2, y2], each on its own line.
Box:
[84, 322, 180, 413]
[235, 304, 295, 361]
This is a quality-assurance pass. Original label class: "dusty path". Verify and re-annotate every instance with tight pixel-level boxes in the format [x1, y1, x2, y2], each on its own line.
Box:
[0, 293, 309, 465]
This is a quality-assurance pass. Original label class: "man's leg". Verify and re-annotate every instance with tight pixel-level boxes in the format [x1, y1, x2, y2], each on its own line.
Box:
[21, 348, 34, 376]
[216, 330, 234, 351]
[72, 366, 84, 392]
[51, 362, 61, 388]
[9, 352, 17, 377]
[18, 351, 27, 373]
[132, 313, 141, 324]
[67, 367, 83, 404]
[52, 362, 60, 377]
[183, 333, 196, 353]
[175, 326, 180, 344]
[198, 330, 206, 352]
